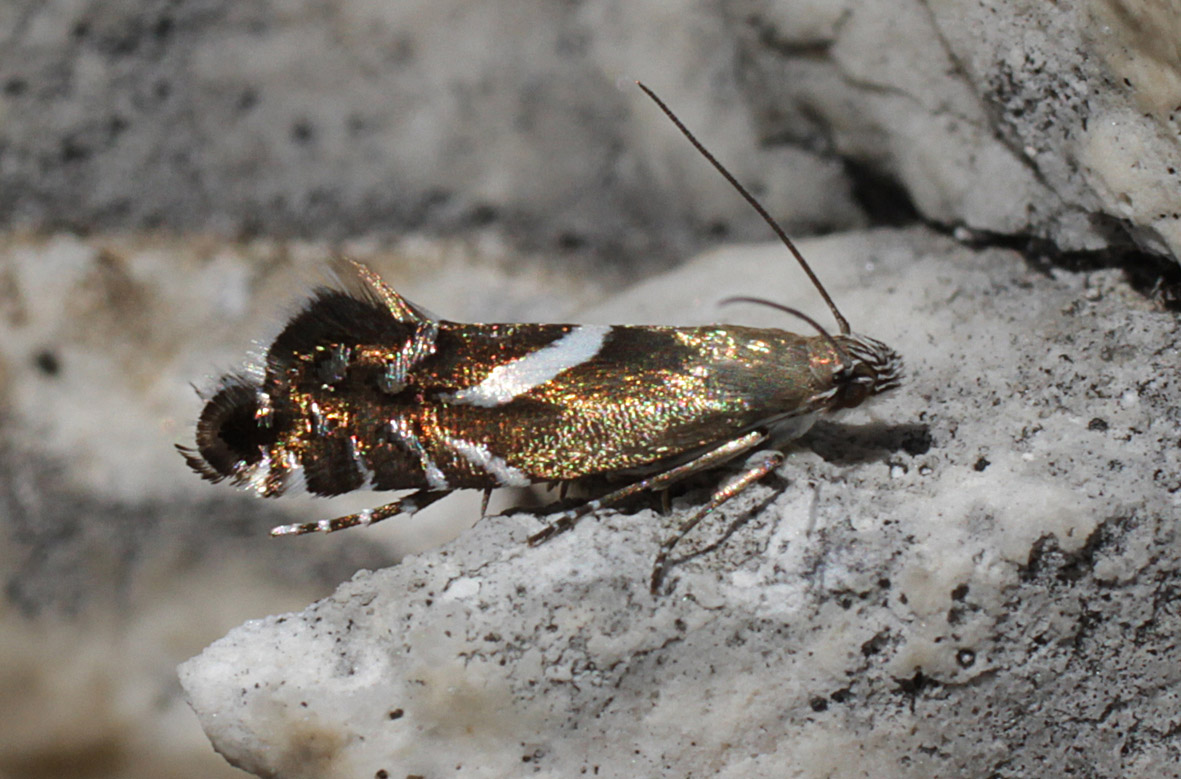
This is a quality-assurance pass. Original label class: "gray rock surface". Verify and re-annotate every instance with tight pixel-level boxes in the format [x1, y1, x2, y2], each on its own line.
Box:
[2, 1, 1179, 777]
[181, 229, 1181, 777]
[2, 1, 1178, 263]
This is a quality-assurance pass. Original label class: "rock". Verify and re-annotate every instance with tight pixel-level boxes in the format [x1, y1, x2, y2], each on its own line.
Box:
[3, 2, 1180, 776]
[181, 229, 1181, 777]
[2, 1, 1177, 263]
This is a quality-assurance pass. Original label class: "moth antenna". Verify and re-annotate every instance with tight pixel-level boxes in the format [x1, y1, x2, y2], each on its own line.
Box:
[636, 81, 851, 336]
[720, 296, 853, 375]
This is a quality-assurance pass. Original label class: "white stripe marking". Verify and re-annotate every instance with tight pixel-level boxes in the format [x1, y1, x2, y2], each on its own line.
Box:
[442, 436, 531, 487]
[423, 461, 449, 491]
[280, 452, 308, 496]
[246, 452, 273, 495]
[347, 435, 374, 487]
[447, 325, 610, 407]
[389, 420, 450, 491]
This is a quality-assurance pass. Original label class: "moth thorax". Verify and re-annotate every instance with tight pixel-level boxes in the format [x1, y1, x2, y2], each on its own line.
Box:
[195, 382, 287, 479]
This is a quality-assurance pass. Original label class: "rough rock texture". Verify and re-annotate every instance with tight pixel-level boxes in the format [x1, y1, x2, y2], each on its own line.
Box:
[0, 232, 603, 778]
[748, 0, 1181, 260]
[181, 229, 1181, 778]
[2, 1, 1180, 778]
[1, 0, 1178, 264]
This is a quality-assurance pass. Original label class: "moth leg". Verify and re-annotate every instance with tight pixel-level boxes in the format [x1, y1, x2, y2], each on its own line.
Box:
[480, 487, 493, 519]
[269, 490, 449, 536]
[650, 449, 785, 594]
[528, 430, 767, 545]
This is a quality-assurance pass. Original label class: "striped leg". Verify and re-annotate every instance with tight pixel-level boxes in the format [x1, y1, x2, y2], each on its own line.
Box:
[649, 449, 785, 594]
[527, 430, 767, 545]
[269, 489, 448, 536]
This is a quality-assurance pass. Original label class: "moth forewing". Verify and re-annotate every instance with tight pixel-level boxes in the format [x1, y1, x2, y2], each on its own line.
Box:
[179, 84, 903, 593]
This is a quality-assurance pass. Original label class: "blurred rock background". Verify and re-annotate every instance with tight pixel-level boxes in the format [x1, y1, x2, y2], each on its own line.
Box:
[0, 1, 1178, 777]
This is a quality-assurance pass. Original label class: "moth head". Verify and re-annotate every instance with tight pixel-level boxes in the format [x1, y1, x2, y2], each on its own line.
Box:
[178, 377, 293, 495]
[828, 334, 904, 410]
[720, 297, 902, 411]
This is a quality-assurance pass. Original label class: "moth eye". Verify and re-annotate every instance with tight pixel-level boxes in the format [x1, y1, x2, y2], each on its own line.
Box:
[831, 381, 871, 411]
[315, 345, 350, 385]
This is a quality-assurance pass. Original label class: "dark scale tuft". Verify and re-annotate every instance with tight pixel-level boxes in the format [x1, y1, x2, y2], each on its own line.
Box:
[266, 289, 411, 375]
[184, 377, 284, 482]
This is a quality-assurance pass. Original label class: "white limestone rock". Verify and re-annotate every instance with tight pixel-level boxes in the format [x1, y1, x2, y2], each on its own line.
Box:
[181, 229, 1181, 777]
[2, 1, 1177, 262]
[747, 0, 1181, 258]
[3, 2, 1180, 776]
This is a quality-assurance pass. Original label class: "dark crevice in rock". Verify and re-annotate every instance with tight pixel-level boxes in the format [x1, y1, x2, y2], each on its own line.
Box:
[937, 223, 1181, 311]
[843, 159, 922, 227]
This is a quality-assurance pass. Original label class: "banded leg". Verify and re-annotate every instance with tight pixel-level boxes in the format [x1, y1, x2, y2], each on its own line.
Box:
[649, 449, 785, 594]
[269, 489, 448, 536]
[528, 430, 767, 546]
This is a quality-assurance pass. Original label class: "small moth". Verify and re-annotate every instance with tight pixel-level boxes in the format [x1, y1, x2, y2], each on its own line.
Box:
[179, 83, 903, 593]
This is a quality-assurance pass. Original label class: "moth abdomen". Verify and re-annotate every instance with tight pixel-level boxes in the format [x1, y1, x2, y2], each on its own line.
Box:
[181, 379, 288, 485]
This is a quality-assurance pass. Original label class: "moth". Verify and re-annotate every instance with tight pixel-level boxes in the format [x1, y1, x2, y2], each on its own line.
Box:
[179, 83, 903, 593]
